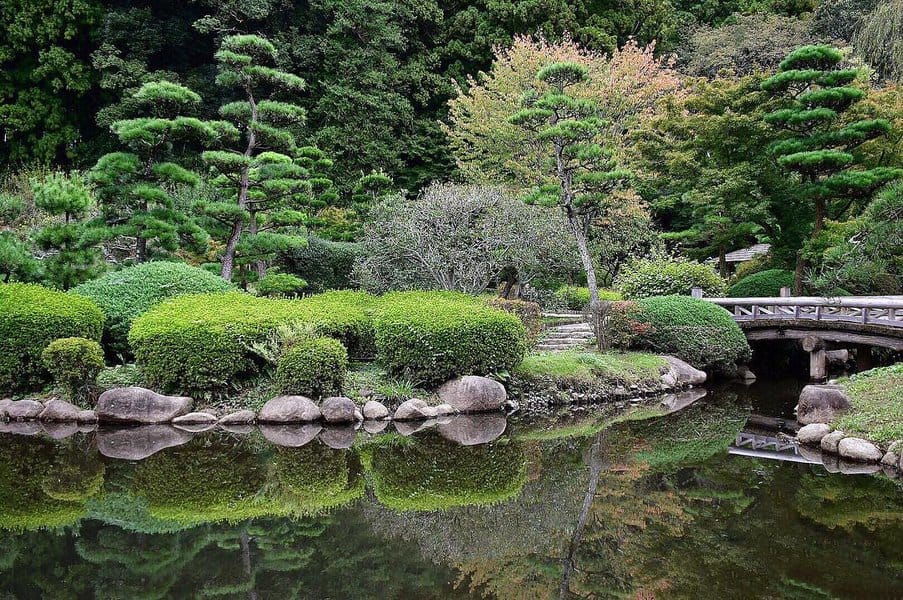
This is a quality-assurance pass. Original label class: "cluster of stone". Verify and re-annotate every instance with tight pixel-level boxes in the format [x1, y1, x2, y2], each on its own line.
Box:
[797, 423, 901, 472]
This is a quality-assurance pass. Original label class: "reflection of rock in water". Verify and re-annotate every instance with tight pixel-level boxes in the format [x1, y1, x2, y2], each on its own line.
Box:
[660, 388, 708, 414]
[97, 425, 194, 460]
[259, 423, 321, 447]
[438, 414, 507, 446]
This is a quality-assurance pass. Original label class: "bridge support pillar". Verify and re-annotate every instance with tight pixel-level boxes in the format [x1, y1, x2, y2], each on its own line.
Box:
[802, 335, 827, 381]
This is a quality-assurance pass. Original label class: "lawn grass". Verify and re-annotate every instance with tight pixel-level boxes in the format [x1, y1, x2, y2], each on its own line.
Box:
[834, 364, 903, 444]
[515, 350, 666, 386]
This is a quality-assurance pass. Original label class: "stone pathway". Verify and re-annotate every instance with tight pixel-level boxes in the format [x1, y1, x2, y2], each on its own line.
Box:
[535, 321, 595, 352]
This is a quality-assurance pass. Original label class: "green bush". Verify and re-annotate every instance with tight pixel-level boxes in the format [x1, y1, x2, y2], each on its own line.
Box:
[728, 269, 795, 298]
[41, 337, 105, 403]
[374, 291, 527, 386]
[629, 295, 751, 372]
[0, 283, 103, 392]
[276, 337, 348, 398]
[487, 297, 543, 341]
[615, 257, 727, 299]
[256, 273, 308, 297]
[128, 291, 374, 394]
[71, 261, 234, 358]
[276, 236, 360, 292]
[550, 286, 621, 311]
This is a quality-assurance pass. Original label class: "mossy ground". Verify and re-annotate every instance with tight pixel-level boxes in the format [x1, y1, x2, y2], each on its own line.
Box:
[514, 351, 666, 387]
[835, 364, 903, 444]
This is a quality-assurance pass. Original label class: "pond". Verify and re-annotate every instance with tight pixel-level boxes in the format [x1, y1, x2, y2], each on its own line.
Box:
[0, 382, 900, 599]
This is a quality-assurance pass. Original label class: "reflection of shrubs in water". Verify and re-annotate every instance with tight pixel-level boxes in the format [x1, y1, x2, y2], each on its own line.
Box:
[269, 443, 365, 514]
[42, 451, 105, 502]
[369, 434, 527, 511]
[626, 399, 749, 469]
[0, 438, 91, 531]
[795, 472, 903, 531]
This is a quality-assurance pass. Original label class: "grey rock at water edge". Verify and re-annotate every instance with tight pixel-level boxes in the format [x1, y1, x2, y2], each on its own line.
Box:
[837, 437, 883, 462]
[0, 398, 12, 417]
[797, 385, 851, 426]
[880, 441, 900, 467]
[438, 414, 507, 446]
[219, 410, 257, 425]
[320, 397, 358, 423]
[796, 444, 824, 464]
[77, 410, 97, 423]
[662, 356, 707, 386]
[97, 387, 192, 424]
[38, 399, 81, 422]
[394, 398, 437, 421]
[97, 425, 194, 460]
[660, 372, 678, 388]
[736, 365, 757, 382]
[394, 418, 438, 436]
[6, 400, 44, 420]
[258, 396, 320, 423]
[172, 412, 218, 425]
[820, 430, 845, 453]
[434, 403, 455, 416]
[797, 423, 832, 445]
[362, 400, 389, 420]
[259, 424, 322, 447]
[353, 408, 364, 422]
[436, 376, 507, 413]
[319, 426, 356, 449]
[42, 422, 79, 440]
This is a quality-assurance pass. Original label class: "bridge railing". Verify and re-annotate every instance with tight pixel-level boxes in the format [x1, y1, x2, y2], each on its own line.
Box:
[703, 296, 903, 328]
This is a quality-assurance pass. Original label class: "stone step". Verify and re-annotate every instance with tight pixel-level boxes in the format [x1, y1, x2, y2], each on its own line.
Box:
[536, 342, 594, 351]
[552, 323, 593, 332]
[543, 331, 594, 339]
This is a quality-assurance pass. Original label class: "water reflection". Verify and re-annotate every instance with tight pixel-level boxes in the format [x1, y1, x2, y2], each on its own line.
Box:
[0, 389, 900, 598]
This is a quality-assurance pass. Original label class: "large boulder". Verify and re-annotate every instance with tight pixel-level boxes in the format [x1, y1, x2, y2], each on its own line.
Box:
[438, 414, 507, 446]
[394, 398, 438, 421]
[797, 385, 851, 425]
[837, 437, 883, 462]
[38, 399, 81, 422]
[96, 387, 192, 424]
[436, 376, 507, 413]
[5, 400, 44, 420]
[320, 397, 357, 423]
[662, 356, 707, 386]
[797, 423, 832, 445]
[258, 395, 320, 423]
[97, 425, 194, 460]
[362, 400, 389, 420]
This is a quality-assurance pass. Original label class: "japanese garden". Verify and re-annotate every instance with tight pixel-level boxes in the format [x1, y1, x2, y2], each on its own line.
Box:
[0, 1, 901, 597]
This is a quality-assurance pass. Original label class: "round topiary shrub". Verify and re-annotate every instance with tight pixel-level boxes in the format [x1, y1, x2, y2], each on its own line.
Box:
[373, 291, 527, 386]
[71, 261, 235, 359]
[629, 295, 751, 373]
[615, 257, 727, 299]
[276, 337, 348, 398]
[256, 273, 309, 297]
[728, 269, 795, 298]
[0, 283, 104, 393]
[41, 337, 105, 402]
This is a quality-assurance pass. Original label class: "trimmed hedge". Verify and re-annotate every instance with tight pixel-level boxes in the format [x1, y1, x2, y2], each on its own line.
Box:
[276, 236, 360, 293]
[71, 261, 235, 358]
[0, 283, 104, 392]
[276, 337, 348, 398]
[728, 269, 795, 298]
[41, 337, 105, 403]
[487, 297, 542, 341]
[616, 257, 727, 299]
[630, 295, 751, 373]
[256, 273, 308, 297]
[551, 286, 621, 311]
[374, 291, 527, 386]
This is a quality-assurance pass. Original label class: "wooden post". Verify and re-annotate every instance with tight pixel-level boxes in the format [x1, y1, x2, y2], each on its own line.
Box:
[691, 287, 703, 298]
[802, 335, 826, 381]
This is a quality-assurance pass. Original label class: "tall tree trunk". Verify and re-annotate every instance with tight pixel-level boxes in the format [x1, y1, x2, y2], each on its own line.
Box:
[569, 216, 600, 308]
[718, 246, 727, 279]
[249, 210, 267, 279]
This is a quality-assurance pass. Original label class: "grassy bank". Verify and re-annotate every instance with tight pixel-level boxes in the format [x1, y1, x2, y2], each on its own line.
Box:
[835, 364, 903, 444]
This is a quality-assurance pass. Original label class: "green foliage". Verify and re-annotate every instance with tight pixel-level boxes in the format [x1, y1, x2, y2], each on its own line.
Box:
[276, 337, 348, 398]
[854, 0, 903, 82]
[374, 291, 527, 386]
[275, 236, 360, 293]
[553, 285, 591, 311]
[71, 261, 235, 359]
[40, 337, 104, 402]
[0, 231, 40, 283]
[615, 257, 727, 299]
[256, 273, 309, 297]
[629, 296, 751, 372]
[0, 283, 103, 392]
[727, 269, 796, 297]
[369, 435, 527, 511]
[269, 444, 365, 514]
[835, 364, 903, 443]
[486, 298, 543, 342]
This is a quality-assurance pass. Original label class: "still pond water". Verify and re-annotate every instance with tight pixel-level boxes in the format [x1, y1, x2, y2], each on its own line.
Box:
[0, 381, 900, 599]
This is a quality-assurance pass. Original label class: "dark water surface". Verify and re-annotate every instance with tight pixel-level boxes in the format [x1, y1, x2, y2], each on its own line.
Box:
[0, 383, 900, 599]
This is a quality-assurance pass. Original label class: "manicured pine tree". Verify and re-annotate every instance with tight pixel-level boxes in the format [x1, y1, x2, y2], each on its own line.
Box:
[201, 34, 332, 281]
[508, 62, 630, 310]
[91, 81, 232, 263]
[762, 45, 902, 287]
[31, 172, 107, 289]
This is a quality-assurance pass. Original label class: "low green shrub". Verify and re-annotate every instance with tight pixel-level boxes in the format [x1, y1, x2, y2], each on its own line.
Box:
[71, 261, 234, 358]
[487, 297, 542, 341]
[374, 291, 527, 386]
[41, 337, 105, 403]
[550, 286, 621, 311]
[615, 257, 727, 299]
[629, 295, 751, 372]
[296, 290, 377, 358]
[728, 269, 795, 297]
[276, 337, 348, 398]
[276, 236, 360, 292]
[0, 283, 103, 392]
[256, 273, 308, 297]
